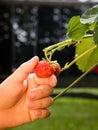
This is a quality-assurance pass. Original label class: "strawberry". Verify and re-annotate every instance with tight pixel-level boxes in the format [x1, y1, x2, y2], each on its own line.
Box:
[34, 61, 53, 78]
[92, 66, 98, 74]
[34, 60, 61, 78]
[52, 62, 61, 76]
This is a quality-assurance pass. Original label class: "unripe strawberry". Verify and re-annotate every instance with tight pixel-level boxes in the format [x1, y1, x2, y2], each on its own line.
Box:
[34, 61, 53, 78]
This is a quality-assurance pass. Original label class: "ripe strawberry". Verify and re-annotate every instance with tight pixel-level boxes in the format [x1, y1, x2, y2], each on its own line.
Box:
[34, 60, 53, 78]
[92, 66, 98, 74]
[52, 62, 61, 76]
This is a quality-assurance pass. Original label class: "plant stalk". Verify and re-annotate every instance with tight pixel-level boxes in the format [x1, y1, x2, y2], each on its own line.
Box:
[53, 63, 97, 101]
[61, 44, 97, 72]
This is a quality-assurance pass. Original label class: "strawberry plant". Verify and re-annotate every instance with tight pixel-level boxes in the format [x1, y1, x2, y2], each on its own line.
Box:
[38, 5, 98, 100]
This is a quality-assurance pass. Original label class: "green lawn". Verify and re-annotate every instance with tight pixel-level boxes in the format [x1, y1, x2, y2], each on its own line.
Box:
[8, 89, 98, 130]
[54, 87, 98, 95]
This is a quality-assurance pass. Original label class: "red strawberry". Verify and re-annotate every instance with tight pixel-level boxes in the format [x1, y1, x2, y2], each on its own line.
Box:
[52, 62, 61, 76]
[34, 60, 53, 78]
[92, 66, 98, 74]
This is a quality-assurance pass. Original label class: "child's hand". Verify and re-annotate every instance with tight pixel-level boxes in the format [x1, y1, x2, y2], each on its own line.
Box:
[0, 56, 57, 129]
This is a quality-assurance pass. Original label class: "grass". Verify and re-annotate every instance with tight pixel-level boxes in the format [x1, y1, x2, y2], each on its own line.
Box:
[54, 87, 98, 96]
[8, 88, 98, 130]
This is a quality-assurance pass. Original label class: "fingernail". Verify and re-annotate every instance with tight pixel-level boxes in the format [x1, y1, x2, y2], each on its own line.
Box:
[31, 87, 43, 99]
[31, 86, 43, 92]
[49, 75, 57, 87]
[30, 56, 39, 61]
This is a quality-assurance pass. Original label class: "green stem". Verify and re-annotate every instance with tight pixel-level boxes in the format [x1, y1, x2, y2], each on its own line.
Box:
[61, 44, 97, 72]
[43, 34, 93, 61]
[43, 34, 93, 55]
[48, 42, 73, 60]
[43, 39, 72, 52]
[53, 63, 97, 101]
[43, 39, 73, 61]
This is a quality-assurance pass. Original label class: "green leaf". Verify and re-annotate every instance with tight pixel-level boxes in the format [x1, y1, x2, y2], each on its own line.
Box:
[94, 23, 98, 46]
[86, 48, 98, 70]
[88, 22, 96, 30]
[67, 16, 88, 40]
[80, 5, 98, 24]
[75, 37, 96, 72]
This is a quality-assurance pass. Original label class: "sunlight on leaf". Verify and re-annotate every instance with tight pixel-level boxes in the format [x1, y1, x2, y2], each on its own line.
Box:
[67, 16, 88, 40]
[80, 5, 98, 24]
[75, 37, 96, 72]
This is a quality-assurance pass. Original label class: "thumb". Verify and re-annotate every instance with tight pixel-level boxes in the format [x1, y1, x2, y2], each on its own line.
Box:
[11, 56, 39, 82]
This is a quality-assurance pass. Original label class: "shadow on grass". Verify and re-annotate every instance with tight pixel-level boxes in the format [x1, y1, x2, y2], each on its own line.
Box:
[53, 92, 98, 100]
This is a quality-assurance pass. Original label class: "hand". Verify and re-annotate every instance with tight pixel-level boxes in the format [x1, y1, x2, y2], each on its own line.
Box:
[0, 56, 57, 129]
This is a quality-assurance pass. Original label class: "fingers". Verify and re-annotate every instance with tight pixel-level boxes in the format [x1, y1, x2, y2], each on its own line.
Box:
[31, 73, 57, 87]
[11, 56, 39, 82]
[28, 97, 53, 109]
[27, 73, 57, 110]
[29, 109, 51, 121]
[27, 85, 54, 120]
[28, 85, 53, 100]
[27, 86, 53, 122]
[27, 85, 53, 108]
[26, 62, 57, 122]
[34, 74, 57, 87]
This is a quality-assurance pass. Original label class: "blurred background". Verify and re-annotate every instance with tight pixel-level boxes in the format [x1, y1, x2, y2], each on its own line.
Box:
[0, 0, 98, 87]
[0, 0, 98, 130]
